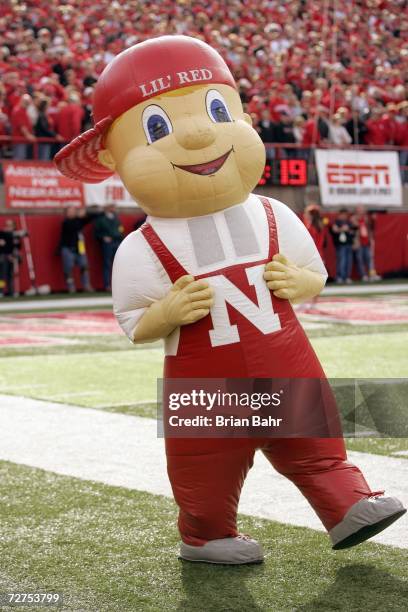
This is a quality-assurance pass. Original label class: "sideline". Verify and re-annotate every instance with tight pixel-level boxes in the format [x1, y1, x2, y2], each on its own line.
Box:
[0, 283, 407, 312]
[0, 394, 406, 548]
[0, 296, 113, 312]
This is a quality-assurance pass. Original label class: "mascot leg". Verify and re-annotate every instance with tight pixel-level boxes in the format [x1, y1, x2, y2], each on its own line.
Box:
[263, 438, 406, 549]
[166, 439, 263, 564]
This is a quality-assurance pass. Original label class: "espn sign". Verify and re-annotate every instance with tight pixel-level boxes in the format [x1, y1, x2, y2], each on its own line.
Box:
[327, 164, 390, 185]
[316, 150, 402, 207]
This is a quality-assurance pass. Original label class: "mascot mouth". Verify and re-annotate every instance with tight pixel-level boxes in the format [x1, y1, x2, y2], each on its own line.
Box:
[173, 148, 232, 176]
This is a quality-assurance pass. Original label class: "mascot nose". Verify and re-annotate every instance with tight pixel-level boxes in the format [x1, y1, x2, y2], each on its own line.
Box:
[175, 118, 217, 150]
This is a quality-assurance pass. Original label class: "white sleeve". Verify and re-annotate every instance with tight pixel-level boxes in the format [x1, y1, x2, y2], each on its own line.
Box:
[343, 127, 352, 144]
[269, 198, 328, 280]
[112, 230, 171, 341]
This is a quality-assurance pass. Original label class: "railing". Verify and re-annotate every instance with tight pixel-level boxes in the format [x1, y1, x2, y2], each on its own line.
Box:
[0, 136, 65, 161]
[265, 143, 408, 152]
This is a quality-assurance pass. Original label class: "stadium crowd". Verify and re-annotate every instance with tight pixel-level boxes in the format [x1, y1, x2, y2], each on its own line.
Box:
[0, 0, 406, 164]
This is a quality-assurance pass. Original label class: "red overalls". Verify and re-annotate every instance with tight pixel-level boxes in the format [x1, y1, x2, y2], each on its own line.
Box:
[141, 197, 372, 546]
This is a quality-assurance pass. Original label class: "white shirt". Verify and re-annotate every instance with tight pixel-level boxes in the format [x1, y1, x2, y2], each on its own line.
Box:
[112, 194, 327, 342]
[329, 124, 352, 146]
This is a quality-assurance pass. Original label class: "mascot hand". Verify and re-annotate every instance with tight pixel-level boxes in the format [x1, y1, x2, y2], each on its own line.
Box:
[132, 275, 214, 343]
[163, 275, 214, 326]
[263, 253, 325, 303]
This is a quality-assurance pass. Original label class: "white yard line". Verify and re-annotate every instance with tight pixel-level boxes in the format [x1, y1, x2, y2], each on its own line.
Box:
[0, 384, 48, 391]
[47, 391, 102, 398]
[0, 283, 407, 313]
[0, 297, 113, 312]
[0, 393, 406, 549]
[322, 283, 408, 296]
[296, 321, 330, 330]
[91, 400, 157, 409]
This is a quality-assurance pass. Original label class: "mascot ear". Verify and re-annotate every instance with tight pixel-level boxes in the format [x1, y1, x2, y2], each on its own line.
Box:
[243, 113, 253, 126]
[98, 149, 116, 171]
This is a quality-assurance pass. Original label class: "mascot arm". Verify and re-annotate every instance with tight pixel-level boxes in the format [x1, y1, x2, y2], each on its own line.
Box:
[264, 199, 328, 303]
[112, 231, 213, 344]
[133, 275, 214, 343]
[264, 253, 325, 303]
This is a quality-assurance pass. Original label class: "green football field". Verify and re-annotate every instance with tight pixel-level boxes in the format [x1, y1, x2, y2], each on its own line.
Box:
[0, 295, 407, 611]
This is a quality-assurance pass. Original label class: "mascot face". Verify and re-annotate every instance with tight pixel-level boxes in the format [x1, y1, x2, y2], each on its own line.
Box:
[99, 84, 265, 217]
[55, 36, 266, 217]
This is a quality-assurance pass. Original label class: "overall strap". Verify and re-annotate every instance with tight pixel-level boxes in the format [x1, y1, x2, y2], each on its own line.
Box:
[258, 196, 279, 260]
[140, 223, 188, 284]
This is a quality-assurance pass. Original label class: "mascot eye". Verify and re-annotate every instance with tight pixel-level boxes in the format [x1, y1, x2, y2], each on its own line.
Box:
[142, 105, 173, 144]
[206, 90, 232, 123]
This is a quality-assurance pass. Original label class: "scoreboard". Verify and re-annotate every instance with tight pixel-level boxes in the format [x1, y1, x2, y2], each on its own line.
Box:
[258, 159, 308, 187]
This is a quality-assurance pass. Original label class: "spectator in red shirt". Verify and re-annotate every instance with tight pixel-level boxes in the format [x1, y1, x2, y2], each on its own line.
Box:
[0, 85, 10, 157]
[302, 107, 330, 148]
[351, 206, 377, 281]
[268, 84, 286, 121]
[10, 93, 35, 159]
[395, 102, 408, 182]
[0, 85, 9, 135]
[302, 117, 320, 147]
[303, 204, 328, 262]
[54, 92, 85, 145]
[364, 108, 389, 145]
[382, 103, 399, 144]
[301, 202, 329, 306]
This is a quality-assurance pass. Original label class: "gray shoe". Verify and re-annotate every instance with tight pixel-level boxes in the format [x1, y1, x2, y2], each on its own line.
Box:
[179, 534, 264, 565]
[330, 494, 406, 550]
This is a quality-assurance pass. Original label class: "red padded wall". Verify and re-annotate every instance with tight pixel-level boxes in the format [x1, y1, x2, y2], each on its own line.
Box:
[0, 211, 407, 293]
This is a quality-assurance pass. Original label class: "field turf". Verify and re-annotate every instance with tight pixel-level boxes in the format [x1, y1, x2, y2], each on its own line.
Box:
[0, 461, 407, 612]
[0, 295, 407, 611]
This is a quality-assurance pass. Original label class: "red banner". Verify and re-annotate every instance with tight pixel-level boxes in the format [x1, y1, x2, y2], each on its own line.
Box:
[2, 161, 84, 209]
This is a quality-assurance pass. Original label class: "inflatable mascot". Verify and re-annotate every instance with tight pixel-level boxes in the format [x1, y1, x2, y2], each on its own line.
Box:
[55, 36, 406, 564]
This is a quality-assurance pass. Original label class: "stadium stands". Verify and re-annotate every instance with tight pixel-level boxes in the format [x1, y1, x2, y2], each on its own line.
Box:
[0, 0, 406, 161]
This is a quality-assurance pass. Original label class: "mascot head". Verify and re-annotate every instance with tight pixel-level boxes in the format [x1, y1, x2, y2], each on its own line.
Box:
[55, 35, 265, 217]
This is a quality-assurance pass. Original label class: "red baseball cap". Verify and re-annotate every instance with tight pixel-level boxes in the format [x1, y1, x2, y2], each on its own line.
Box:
[55, 35, 236, 183]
